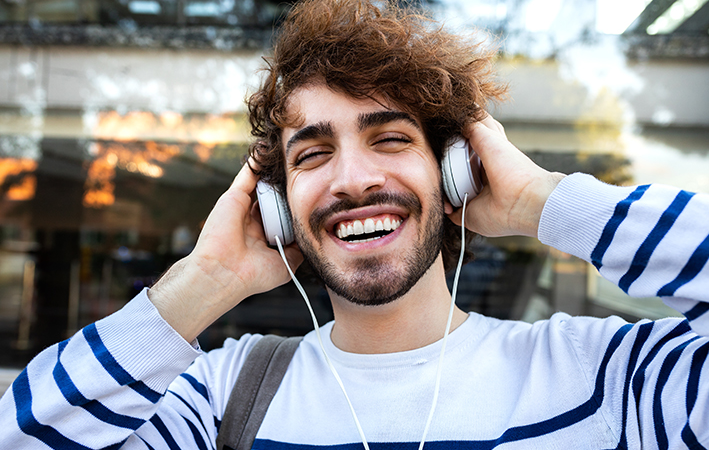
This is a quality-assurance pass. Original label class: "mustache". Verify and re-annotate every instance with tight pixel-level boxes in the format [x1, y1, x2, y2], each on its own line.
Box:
[309, 191, 423, 234]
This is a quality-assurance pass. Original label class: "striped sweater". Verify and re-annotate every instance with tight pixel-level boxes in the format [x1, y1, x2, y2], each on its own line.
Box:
[1, 173, 708, 449]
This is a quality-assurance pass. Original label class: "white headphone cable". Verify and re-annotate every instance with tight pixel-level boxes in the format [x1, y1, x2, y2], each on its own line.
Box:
[418, 192, 468, 449]
[274, 192, 468, 450]
[275, 235, 371, 450]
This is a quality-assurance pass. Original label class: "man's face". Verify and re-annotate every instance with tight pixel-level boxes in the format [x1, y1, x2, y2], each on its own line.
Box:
[282, 85, 445, 306]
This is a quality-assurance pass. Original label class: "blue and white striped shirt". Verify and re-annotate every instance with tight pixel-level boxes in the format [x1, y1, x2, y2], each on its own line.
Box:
[1, 173, 708, 449]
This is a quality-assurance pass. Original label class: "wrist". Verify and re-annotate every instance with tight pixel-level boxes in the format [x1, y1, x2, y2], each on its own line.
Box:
[517, 171, 566, 238]
[147, 255, 248, 342]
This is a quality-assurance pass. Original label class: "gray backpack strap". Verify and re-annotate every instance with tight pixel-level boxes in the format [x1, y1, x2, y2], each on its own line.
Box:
[216, 335, 303, 450]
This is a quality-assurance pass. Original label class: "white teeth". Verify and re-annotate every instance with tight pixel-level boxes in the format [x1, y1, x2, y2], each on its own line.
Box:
[336, 216, 402, 241]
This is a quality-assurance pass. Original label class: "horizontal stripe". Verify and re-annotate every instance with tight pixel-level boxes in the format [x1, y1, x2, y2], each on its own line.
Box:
[182, 414, 209, 450]
[657, 232, 709, 297]
[619, 190, 695, 293]
[684, 303, 709, 322]
[682, 342, 709, 449]
[139, 436, 157, 450]
[180, 373, 210, 402]
[617, 322, 654, 450]
[255, 441, 409, 449]
[681, 426, 708, 450]
[13, 368, 92, 450]
[687, 342, 709, 414]
[591, 185, 649, 270]
[652, 337, 698, 449]
[150, 414, 182, 450]
[257, 325, 635, 450]
[632, 319, 693, 438]
[83, 324, 162, 403]
[54, 340, 144, 430]
[168, 389, 211, 438]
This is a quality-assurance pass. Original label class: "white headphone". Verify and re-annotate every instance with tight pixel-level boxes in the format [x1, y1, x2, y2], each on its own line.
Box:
[257, 136, 482, 246]
[255, 180, 295, 246]
[441, 136, 484, 208]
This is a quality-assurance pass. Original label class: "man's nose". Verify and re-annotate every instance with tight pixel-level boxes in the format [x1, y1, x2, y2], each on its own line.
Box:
[328, 146, 386, 199]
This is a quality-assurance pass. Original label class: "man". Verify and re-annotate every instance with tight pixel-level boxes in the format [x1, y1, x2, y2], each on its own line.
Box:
[1, 0, 708, 448]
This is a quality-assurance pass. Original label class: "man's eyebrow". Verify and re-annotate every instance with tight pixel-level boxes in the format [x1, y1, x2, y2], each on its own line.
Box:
[285, 121, 335, 156]
[357, 110, 421, 132]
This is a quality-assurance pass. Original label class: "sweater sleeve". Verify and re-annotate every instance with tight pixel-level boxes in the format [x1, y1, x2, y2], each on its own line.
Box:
[0, 288, 203, 449]
[539, 173, 709, 336]
[537, 174, 709, 446]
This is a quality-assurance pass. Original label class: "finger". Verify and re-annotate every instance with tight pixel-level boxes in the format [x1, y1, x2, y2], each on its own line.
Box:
[199, 162, 259, 241]
[447, 195, 491, 235]
[229, 157, 260, 195]
[447, 208, 462, 227]
[479, 114, 506, 137]
[463, 121, 504, 162]
[443, 199, 454, 215]
[250, 200, 264, 227]
[282, 245, 304, 272]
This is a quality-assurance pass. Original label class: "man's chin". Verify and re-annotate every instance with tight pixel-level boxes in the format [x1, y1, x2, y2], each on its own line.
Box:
[326, 281, 413, 307]
[293, 185, 446, 307]
[328, 282, 408, 307]
[319, 256, 428, 307]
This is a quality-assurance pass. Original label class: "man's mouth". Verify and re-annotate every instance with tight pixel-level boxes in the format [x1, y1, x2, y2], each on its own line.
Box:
[334, 215, 403, 243]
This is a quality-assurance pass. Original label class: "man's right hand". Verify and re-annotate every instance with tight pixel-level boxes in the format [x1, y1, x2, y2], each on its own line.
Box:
[447, 115, 566, 239]
[147, 161, 303, 343]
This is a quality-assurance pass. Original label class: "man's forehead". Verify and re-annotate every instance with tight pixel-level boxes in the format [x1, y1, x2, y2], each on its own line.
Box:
[283, 85, 423, 139]
[286, 85, 419, 124]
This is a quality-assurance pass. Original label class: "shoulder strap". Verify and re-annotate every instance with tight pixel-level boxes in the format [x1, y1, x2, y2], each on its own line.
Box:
[216, 335, 303, 450]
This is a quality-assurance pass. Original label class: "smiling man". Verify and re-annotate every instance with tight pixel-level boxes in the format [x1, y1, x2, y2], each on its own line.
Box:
[2, 0, 709, 449]
[286, 88, 447, 300]
[282, 86, 466, 354]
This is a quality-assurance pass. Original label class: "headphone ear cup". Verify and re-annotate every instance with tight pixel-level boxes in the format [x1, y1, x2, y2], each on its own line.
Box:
[441, 137, 483, 208]
[256, 180, 295, 246]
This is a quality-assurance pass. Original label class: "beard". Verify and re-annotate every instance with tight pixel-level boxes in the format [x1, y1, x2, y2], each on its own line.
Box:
[292, 188, 445, 306]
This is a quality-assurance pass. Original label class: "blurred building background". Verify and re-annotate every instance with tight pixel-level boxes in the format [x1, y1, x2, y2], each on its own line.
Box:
[0, 0, 707, 379]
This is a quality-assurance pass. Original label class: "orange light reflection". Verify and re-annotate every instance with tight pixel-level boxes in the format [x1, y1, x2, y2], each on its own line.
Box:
[83, 141, 180, 208]
[92, 111, 241, 146]
[84, 110, 241, 208]
[0, 158, 38, 201]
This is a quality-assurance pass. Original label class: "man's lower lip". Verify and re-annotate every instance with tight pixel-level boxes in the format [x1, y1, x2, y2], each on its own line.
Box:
[342, 235, 388, 244]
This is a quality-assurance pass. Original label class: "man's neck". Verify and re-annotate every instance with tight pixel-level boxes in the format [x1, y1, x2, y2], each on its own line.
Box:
[327, 257, 468, 354]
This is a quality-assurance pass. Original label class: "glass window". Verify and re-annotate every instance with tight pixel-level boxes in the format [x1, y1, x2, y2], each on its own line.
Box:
[0, 0, 298, 26]
[0, 0, 707, 372]
[0, 107, 333, 366]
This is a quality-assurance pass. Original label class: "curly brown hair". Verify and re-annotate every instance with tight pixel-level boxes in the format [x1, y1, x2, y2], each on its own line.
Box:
[247, 0, 507, 271]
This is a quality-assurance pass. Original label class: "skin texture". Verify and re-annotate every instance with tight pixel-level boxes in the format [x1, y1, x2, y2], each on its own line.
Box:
[148, 86, 564, 351]
[283, 85, 446, 307]
[451, 117, 566, 237]
[282, 85, 466, 352]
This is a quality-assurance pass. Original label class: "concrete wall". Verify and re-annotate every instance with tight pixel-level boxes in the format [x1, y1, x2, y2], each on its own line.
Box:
[495, 58, 709, 127]
[0, 45, 263, 115]
[2, 44, 708, 128]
